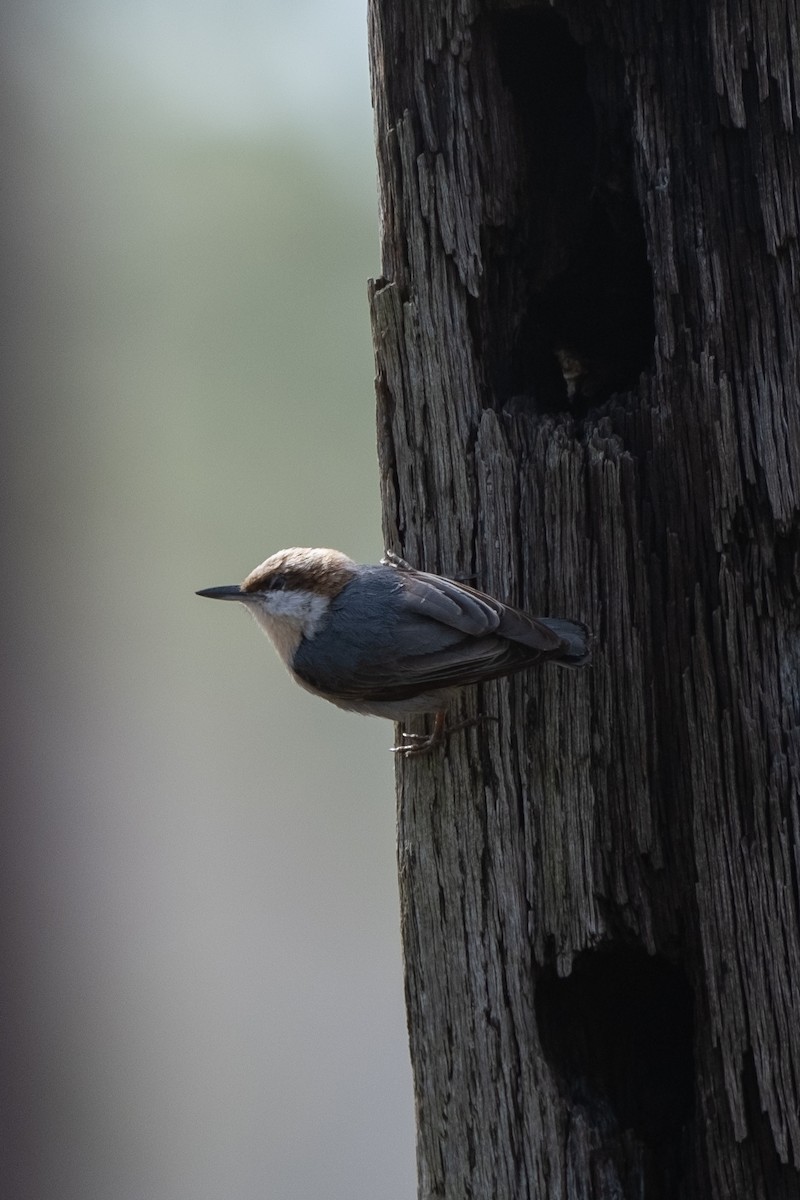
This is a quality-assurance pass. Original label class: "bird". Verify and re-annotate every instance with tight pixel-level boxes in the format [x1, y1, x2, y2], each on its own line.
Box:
[196, 548, 591, 756]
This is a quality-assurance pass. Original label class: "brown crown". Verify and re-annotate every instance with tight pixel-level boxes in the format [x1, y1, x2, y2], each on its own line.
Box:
[241, 547, 357, 597]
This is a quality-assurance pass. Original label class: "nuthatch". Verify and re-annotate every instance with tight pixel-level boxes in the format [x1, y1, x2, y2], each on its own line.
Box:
[197, 548, 591, 756]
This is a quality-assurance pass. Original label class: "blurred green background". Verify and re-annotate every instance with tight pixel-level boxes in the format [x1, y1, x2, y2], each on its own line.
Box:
[1, 2, 413, 1198]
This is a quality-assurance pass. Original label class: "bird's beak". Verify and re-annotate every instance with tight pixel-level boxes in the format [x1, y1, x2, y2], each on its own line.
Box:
[196, 585, 245, 601]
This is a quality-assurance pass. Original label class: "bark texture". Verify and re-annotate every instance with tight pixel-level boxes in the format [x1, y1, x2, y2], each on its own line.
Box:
[368, 1, 800, 1197]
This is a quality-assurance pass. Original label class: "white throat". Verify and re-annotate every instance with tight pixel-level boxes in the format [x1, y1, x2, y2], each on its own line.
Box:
[245, 589, 330, 664]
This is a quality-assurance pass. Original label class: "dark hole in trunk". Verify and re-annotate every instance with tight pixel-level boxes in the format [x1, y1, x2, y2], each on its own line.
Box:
[488, 9, 655, 415]
[536, 943, 694, 1172]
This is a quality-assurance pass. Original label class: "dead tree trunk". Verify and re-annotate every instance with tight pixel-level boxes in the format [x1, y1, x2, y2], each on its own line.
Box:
[367, 1, 800, 1197]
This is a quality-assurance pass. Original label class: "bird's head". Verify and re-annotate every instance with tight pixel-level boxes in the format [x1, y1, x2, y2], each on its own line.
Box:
[197, 547, 358, 663]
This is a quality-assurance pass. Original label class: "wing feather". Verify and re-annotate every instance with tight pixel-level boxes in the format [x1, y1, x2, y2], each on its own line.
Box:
[396, 567, 563, 652]
[292, 557, 587, 705]
[311, 634, 541, 704]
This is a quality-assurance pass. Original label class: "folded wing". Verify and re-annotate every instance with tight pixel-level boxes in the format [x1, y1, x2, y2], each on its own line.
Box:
[396, 567, 564, 651]
[294, 557, 589, 703]
[307, 562, 583, 703]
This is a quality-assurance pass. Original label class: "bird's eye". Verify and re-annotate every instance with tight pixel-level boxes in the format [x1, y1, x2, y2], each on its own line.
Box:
[269, 573, 286, 591]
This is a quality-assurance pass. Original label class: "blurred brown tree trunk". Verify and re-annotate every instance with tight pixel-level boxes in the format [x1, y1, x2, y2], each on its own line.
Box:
[367, 1, 800, 1198]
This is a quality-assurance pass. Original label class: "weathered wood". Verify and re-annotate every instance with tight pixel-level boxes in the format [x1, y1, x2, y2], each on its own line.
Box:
[368, 1, 800, 1196]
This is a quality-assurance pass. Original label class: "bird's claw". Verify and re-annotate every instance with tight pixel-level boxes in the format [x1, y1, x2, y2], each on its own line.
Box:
[390, 732, 439, 758]
[390, 712, 498, 758]
[382, 549, 414, 572]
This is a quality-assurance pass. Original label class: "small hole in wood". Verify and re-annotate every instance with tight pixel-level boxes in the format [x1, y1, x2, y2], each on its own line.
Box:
[490, 9, 655, 415]
[535, 944, 694, 1148]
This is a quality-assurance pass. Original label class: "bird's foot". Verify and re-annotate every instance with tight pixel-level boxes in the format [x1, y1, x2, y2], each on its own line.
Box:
[391, 732, 440, 758]
[391, 711, 498, 758]
[382, 549, 414, 572]
[382, 549, 476, 584]
[391, 709, 447, 757]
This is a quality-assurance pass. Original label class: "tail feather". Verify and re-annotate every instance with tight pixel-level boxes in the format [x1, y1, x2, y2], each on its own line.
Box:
[538, 617, 592, 667]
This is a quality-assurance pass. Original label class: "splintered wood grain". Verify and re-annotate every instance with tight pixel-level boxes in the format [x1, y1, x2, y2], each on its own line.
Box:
[369, 0, 800, 1196]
